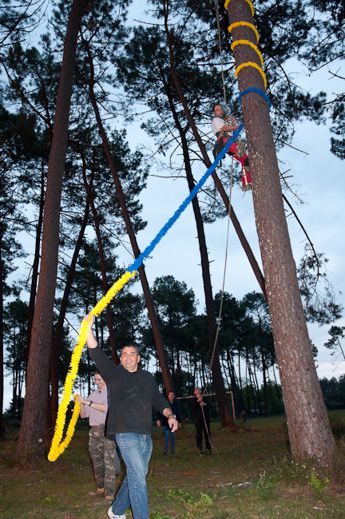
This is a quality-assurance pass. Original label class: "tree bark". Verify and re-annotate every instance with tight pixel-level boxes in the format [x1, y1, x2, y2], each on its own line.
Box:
[81, 157, 119, 364]
[0, 232, 4, 438]
[261, 346, 268, 416]
[84, 42, 173, 393]
[226, 0, 335, 463]
[164, 76, 234, 426]
[227, 349, 240, 414]
[17, 0, 89, 460]
[237, 349, 245, 409]
[26, 161, 45, 363]
[169, 68, 266, 299]
[50, 190, 90, 427]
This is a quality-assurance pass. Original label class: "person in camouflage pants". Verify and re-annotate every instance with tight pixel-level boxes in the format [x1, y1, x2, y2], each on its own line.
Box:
[77, 373, 121, 500]
[89, 424, 119, 498]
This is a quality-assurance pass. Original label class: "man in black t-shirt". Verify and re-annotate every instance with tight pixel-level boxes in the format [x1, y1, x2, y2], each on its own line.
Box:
[84, 315, 178, 519]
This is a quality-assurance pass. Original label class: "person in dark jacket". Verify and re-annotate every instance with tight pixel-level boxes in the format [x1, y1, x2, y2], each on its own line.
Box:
[156, 391, 181, 455]
[84, 315, 178, 519]
[191, 387, 211, 454]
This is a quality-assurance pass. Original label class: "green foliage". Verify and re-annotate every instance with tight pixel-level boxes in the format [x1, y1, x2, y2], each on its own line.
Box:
[320, 376, 345, 411]
[266, 454, 334, 498]
[0, 0, 41, 48]
[297, 244, 342, 324]
[4, 299, 29, 417]
[3, 416, 345, 518]
[66, 238, 144, 357]
[324, 326, 345, 365]
[308, 470, 330, 497]
[251, 472, 278, 501]
[300, 0, 345, 159]
[274, 456, 314, 483]
[167, 488, 214, 517]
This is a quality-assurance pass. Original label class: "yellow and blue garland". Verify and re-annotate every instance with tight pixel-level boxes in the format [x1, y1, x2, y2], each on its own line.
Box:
[49, 0, 272, 463]
[48, 125, 244, 462]
[226, 0, 268, 91]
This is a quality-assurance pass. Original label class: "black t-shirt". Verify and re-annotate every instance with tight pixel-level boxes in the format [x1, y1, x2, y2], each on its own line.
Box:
[90, 346, 169, 438]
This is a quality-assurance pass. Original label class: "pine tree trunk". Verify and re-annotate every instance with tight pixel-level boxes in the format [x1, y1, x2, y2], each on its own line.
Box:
[50, 192, 90, 427]
[221, 357, 230, 387]
[161, 6, 266, 298]
[261, 349, 268, 416]
[17, 0, 89, 460]
[0, 232, 4, 438]
[227, 0, 335, 464]
[247, 357, 258, 413]
[12, 364, 17, 419]
[26, 161, 45, 363]
[227, 349, 240, 414]
[85, 48, 173, 394]
[169, 69, 266, 298]
[165, 84, 234, 426]
[238, 350, 245, 410]
[82, 162, 119, 364]
[252, 363, 262, 413]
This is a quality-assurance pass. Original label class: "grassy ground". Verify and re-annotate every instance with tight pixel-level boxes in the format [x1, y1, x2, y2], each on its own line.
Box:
[1, 412, 345, 518]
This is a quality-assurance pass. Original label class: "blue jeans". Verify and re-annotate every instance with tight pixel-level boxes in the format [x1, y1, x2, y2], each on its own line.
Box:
[111, 433, 152, 519]
[163, 425, 175, 454]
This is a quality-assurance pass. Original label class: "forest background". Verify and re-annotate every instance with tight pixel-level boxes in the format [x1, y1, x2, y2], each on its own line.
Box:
[1, 0, 344, 430]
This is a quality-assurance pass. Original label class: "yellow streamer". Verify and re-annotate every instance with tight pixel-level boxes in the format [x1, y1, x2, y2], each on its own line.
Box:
[48, 397, 81, 462]
[228, 21, 260, 43]
[49, 0, 267, 465]
[48, 269, 137, 462]
[231, 39, 264, 68]
[235, 61, 267, 89]
[93, 270, 137, 316]
[226, 1, 268, 90]
[224, 0, 255, 18]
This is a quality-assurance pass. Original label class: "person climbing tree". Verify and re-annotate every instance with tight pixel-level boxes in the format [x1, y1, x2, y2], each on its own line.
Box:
[211, 103, 252, 190]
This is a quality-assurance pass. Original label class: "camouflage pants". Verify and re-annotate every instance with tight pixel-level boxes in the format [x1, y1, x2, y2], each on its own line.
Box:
[89, 425, 119, 498]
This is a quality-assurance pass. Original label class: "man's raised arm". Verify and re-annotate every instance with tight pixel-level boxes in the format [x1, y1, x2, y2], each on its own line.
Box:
[83, 314, 115, 382]
[84, 314, 98, 348]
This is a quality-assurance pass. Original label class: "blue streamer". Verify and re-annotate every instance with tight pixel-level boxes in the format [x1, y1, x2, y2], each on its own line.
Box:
[238, 87, 272, 109]
[127, 123, 244, 273]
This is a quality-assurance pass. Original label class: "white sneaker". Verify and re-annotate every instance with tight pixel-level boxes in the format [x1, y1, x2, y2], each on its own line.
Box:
[107, 506, 126, 519]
